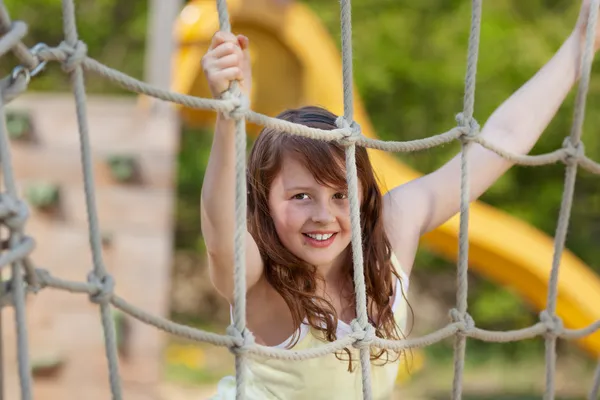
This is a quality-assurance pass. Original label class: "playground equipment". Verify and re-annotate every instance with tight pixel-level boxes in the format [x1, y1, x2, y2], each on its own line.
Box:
[3, 94, 177, 399]
[172, 0, 600, 358]
[1, 0, 599, 398]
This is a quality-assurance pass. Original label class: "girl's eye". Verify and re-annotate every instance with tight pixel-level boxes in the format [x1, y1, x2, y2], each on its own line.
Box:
[292, 193, 309, 200]
[333, 192, 348, 200]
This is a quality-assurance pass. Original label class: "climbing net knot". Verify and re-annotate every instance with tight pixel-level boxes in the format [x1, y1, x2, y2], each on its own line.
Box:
[87, 272, 115, 305]
[0, 194, 35, 270]
[350, 319, 376, 349]
[449, 308, 475, 333]
[335, 116, 362, 146]
[455, 112, 480, 143]
[57, 40, 88, 73]
[539, 310, 564, 337]
[0, 194, 30, 232]
[220, 90, 249, 120]
[34, 268, 51, 289]
[226, 324, 255, 355]
[561, 137, 584, 165]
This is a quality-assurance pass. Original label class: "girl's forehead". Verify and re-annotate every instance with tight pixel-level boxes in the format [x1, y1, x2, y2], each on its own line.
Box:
[278, 157, 318, 184]
[280, 156, 310, 174]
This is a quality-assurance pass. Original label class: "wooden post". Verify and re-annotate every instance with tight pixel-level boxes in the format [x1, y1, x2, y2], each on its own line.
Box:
[144, 0, 184, 113]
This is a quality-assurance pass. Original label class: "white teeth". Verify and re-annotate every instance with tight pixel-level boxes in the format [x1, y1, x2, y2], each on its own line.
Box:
[306, 233, 334, 241]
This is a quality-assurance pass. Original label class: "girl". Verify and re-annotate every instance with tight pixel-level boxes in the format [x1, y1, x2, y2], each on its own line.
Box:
[200, 2, 600, 399]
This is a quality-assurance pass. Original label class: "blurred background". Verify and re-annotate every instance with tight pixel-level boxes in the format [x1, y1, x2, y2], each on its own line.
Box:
[1, 0, 600, 399]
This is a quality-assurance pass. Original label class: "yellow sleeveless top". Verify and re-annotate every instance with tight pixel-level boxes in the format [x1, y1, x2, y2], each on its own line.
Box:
[211, 255, 409, 400]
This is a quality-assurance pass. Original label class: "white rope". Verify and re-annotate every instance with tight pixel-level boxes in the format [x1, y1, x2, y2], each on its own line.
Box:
[60, 0, 123, 397]
[543, 1, 600, 398]
[0, 1, 596, 399]
[590, 359, 600, 399]
[213, 1, 251, 398]
[451, 1, 483, 398]
[0, 77, 33, 400]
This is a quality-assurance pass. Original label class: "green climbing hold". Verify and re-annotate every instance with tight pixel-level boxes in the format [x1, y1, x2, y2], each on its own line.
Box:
[31, 354, 65, 378]
[26, 183, 60, 210]
[6, 110, 33, 140]
[106, 154, 138, 183]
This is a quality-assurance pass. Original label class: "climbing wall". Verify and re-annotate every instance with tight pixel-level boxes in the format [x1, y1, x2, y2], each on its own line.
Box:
[1, 93, 178, 400]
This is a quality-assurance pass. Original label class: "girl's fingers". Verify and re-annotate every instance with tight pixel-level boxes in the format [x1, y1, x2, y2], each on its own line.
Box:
[210, 41, 244, 61]
[214, 67, 244, 84]
[214, 54, 241, 70]
[209, 31, 237, 51]
[237, 35, 249, 51]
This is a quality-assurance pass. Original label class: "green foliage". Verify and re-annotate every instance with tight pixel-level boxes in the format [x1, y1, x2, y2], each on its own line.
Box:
[1, 0, 148, 94]
[175, 126, 214, 252]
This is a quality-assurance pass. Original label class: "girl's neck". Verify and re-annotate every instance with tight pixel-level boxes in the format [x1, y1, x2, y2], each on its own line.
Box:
[317, 250, 350, 286]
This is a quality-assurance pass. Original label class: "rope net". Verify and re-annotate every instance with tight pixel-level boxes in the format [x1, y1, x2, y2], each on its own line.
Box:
[0, 0, 599, 399]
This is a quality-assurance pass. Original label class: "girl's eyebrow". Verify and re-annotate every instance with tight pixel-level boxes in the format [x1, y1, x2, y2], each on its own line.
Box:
[284, 185, 314, 192]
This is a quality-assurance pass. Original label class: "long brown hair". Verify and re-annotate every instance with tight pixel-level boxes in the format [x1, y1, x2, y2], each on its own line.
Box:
[247, 105, 408, 369]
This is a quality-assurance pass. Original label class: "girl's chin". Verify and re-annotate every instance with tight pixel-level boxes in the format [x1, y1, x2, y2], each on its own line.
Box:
[299, 249, 348, 268]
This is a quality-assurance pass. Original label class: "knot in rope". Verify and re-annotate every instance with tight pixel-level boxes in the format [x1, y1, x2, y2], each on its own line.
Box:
[350, 319, 376, 349]
[34, 268, 51, 289]
[335, 116, 362, 146]
[449, 308, 475, 333]
[220, 90, 248, 120]
[539, 310, 564, 337]
[1, 194, 29, 232]
[0, 236, 35, 270]
[58, 40, 88, 73]
[561, 137, 584, 165]
[87, 272, 115, 305]
[226, 324, 255, 355]
[455, 112, 480, 143]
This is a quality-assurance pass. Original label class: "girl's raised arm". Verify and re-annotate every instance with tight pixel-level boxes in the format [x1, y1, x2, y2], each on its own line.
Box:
[200, 32, 264, 303]
[383, 1, 600, 276]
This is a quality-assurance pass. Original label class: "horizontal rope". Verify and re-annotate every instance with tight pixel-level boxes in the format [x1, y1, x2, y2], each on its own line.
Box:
[28, 268, 600, 361]
[0, 7, 38, 70]
[0, 5, 598, 398]
[0, 20, 27, 59]
[12, 44, 593, 173]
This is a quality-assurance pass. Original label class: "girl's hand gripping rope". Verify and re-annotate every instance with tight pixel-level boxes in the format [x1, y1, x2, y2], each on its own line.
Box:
[202, 31, 252, 100]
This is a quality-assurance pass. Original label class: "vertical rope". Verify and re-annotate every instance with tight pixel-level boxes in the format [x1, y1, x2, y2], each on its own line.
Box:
[452, 1, 482, 399]
[339, 0, 372, 398]
[61, 1, 123, 398]
[544, 2, 599, 399]
[0, 146, 3, 400]
[340, 0, 354, 122]
[0, 300, 3, 400]
[346, 146, 372, 399]
[0, 90, 32, 400]
[215, 1, 249, 399]
[590, 359, 600, 400]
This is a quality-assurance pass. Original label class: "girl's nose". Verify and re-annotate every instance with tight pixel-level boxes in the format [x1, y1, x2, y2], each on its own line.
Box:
[311, 202, 335, 224]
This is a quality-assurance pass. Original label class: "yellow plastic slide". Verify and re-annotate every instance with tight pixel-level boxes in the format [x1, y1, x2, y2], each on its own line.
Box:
[172, 0, 600, 356]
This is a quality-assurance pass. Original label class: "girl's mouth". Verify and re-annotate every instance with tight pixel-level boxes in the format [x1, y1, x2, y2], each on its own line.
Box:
[302, 232, 337, 248]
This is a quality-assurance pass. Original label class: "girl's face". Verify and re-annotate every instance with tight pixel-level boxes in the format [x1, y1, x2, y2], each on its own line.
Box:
[268, 155, 361, 271]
